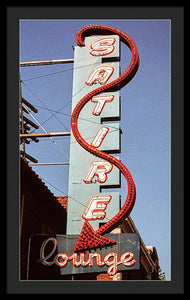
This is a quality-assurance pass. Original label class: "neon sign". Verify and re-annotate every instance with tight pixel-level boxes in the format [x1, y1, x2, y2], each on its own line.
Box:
[40, 237, 137, 276]
[82, 195, 112, 220]
[90, 37, 116, 56]
[67, 30, 122, 237]
[83, 161, 113, 183]
[67, 25, 139, 253]
[85, 64, 114, 85]
[26, 233, 140, 278]
[91, 94, 114, 116]
[91, 126, 109, 148]
[27, 25, 140, 279]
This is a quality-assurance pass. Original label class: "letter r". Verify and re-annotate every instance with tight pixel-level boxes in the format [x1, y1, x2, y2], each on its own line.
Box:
[83, 161, 113, 183]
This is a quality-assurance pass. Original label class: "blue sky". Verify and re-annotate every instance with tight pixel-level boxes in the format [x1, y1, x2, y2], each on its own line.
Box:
[20, 19, 171, 279]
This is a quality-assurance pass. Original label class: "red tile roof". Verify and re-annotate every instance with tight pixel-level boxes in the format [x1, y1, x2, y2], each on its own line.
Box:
[56, 196, 68, 211]
[21, 157, 67, 212]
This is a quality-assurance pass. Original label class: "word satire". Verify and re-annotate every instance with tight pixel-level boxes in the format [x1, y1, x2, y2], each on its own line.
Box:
[40, 238, 137, 276]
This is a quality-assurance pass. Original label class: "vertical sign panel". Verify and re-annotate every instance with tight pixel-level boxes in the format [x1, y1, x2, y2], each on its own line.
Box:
[67, 35, 121, 234]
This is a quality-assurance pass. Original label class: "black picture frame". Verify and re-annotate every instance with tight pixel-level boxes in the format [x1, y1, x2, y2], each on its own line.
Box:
[6, 6, 184, 294]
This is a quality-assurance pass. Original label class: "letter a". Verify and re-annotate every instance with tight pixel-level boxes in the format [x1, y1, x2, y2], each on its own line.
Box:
[85, 65, 114, 85]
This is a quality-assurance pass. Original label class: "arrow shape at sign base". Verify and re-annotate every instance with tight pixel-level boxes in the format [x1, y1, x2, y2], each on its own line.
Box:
[74, 220, 117, 252]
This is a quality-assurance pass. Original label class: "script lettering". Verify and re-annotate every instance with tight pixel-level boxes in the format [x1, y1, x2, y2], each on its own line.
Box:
[39, 238, 137, 276]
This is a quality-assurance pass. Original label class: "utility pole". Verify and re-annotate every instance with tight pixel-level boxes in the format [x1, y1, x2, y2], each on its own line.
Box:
[19, 74, 25, 157]
[19, 58, 73, 163]
[19, 78, 39, 163]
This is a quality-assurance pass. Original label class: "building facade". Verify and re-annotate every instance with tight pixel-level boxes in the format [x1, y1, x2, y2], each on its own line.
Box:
[20, 158, 159, 280]
[20, 158, 67, 279]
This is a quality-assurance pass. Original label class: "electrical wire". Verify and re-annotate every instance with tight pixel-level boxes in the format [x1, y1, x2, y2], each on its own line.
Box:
[20, 82, 121, 150]
[21, 80, 92, 133]
[37, 80, 89, 128]
[21, 81, 70, 132]
[21, 74, 120, 135]
[20, 61, 103, 133]
[39, 175, 111, 222]
[20, 67, 121, 224]
[20, 61, 100, 82]
[29, 103, 121, 132]
[22, 103, 69, 160]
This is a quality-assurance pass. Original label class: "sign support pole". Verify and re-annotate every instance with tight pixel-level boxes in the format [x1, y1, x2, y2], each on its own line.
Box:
[20, 58, 74, 67]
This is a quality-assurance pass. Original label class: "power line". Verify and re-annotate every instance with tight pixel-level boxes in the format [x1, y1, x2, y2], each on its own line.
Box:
[20, 78, 121, 163]
[39, 176, 111, 222]
[20, 61, 99, 82]
[39, 176, 85, 209]
[21, 81, 70, 132]
[24, 100, 121, 147]
[21, 79, 91, 132]
[20, 62, 120, 224]
[20, 86, 121, 149]
[28, 102, 121, 132]
[40, 83, 88, 128]
[22, 103, 69, 160]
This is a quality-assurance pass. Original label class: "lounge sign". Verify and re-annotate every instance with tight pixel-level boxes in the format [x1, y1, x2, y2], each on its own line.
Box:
[28, 234, 140, 278]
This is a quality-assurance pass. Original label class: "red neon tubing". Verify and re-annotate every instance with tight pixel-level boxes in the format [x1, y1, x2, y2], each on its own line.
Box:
[71, 25, 139, 245]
